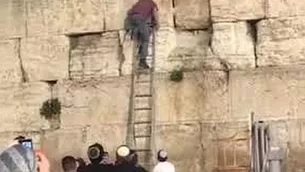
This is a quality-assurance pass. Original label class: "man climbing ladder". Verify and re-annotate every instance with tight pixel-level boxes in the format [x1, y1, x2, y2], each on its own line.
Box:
[127, 0, 159, 69]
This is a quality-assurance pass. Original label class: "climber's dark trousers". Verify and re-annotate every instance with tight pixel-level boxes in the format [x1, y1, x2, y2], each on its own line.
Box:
[129, 14, 150, 61]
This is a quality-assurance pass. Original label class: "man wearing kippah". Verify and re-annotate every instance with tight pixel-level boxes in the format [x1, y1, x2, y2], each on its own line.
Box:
[152, 149, 175, 172]
[84, 143, 113, 172]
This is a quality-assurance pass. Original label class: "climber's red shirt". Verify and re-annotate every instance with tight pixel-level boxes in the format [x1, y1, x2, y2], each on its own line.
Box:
[129, 0, 158, 20]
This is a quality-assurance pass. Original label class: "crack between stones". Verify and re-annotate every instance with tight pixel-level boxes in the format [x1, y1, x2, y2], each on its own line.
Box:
[247, 19, 260, 68]
[68, 36, 73, 80]
[172, 0, 177, 28]
[17, 38, 28, 83]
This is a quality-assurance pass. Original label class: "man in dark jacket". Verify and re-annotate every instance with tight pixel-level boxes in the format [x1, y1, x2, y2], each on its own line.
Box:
[128, 150, 148, 172]
[127, 0, 159, 69]
[84, 143, 114, 172]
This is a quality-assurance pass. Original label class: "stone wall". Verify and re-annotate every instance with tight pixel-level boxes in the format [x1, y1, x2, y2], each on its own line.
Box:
[1, 0, 305, 172]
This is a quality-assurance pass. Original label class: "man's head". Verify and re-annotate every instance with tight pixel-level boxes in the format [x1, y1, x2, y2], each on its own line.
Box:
[0, 144, 36, 172]
[87, 143, 104, 164]
[61, 156, 77, 172]
[157, 149, 168, 162]
[116, 145, 130, 164]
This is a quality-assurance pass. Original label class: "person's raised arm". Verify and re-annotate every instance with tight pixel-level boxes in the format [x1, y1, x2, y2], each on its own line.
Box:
[36, 150, 51, 172]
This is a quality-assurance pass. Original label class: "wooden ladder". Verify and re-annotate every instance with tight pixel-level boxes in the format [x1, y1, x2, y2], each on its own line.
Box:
[126, 28, 156, 170]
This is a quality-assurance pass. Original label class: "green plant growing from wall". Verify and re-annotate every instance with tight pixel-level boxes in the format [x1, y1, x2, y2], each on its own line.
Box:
[170, 66, 184, 82]
[40, 98, 61, 119]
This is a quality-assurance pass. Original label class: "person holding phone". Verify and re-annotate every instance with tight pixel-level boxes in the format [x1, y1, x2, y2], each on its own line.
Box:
[0, 143, 50, 172]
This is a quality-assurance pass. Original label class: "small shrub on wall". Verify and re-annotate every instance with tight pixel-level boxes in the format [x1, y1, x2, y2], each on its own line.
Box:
[40, 98, 61, 120]
[170, 67, 184, 82]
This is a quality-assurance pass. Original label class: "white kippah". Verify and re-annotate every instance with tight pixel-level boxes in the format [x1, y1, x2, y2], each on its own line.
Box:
[117, 145, 130, 157]
[159, 150, 167, 158]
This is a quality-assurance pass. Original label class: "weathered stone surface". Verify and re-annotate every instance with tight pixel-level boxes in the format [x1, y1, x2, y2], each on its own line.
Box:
[0, 0, 25, 38]
[41, 125, 126, 172]
[210, 0, 264, 22]
[167, 30, 218, 70]
[70, 32, 124, 79]
[0, 82, 50, 132]
[65, 0, 104, 34]
[155, 27, 177, 72]
[155, 71, 228, 123]
[211, 22, 255, 69]
[156, 124, 203, 172]
[257, 17, 305, 66]
[155, 28, 214, 72]
[155, 0, 174, 27]
[104, 0, 137, 30]
[230, 67, 305, 119]
[0, 39, 22, 83]
[118, 31, 133, 76]
[58, 79, 130, 127]
[174, 0, 210, 29]
[21, 36, 69, 81]
[203, 122, 249, 171]
[266, 0, 305, 18]
[26, 0, 66, 36]
[266, 119, 305, 172]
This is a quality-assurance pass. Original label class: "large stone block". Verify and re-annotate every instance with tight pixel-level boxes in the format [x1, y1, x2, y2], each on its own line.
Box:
[58, 79, 130, 127]
[155, 0, 174, 27]
[257, 17, 305, 66]
[26, 0, 66, 36]
[211, 22, 255, 69]
[266, 0, 305, 18]
[65, 0, 104, 34]
[41, 125, 126, 172]
[41, 128, 86, 172]
[0, 39, 22, 83]
[155, 71, 228, 123]
[167, 30, 224, 70]
[156, 124, 203, 172]
[174, 0, 210, 29]
[69, 32, 124, 79]
[155, 27, 177, 72]
[230, 67, 305, 119]
[104, 0, 137, 30]
[0, 0, 25, 38]
[21, 35, 69, 81]
[203, 122, 249, 171]
[0, 82, 50, 132]
[210, 0, 265, 22]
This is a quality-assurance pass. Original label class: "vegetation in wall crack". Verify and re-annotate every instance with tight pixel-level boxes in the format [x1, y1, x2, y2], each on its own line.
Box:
[40, 98, 61, 119]
[170, 67, 184, 82]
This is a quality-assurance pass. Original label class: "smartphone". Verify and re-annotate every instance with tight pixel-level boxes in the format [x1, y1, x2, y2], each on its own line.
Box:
[20, 139, 33, 149]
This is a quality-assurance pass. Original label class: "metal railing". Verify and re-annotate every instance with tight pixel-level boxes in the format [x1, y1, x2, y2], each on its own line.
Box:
[250, 114, 284, 172]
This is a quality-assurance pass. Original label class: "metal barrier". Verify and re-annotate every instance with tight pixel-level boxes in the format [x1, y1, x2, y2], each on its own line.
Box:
[250, 115, 284, 172]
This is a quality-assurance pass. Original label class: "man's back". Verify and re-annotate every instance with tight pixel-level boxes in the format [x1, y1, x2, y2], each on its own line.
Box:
[153, 161, 175, 172]
[84, 163, 114, 172]
[129, 0, 157, 20]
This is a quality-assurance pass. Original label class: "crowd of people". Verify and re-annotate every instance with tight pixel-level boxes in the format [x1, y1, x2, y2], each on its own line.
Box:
[61, 143, 175, 172]
[0, 137, 175, 172]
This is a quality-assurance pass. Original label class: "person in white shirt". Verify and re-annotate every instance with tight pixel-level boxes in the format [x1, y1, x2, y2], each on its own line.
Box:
[152, 149, 175, 172]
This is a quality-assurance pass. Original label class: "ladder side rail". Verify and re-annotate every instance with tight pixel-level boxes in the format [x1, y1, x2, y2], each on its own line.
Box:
[149, 28, 157, 170]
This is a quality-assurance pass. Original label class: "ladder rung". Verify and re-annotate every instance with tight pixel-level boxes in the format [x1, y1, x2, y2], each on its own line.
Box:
[134, 120, 152, 124]
[135, 149, 151, 152]
[135, 94, 152, 98]
[134, 107, 152, 111]
[135, 134, 151, 138]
